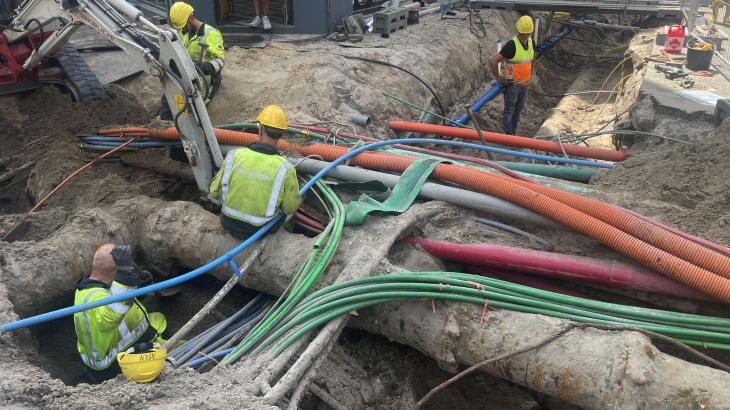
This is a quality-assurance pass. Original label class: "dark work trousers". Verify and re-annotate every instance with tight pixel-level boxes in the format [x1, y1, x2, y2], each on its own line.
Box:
[160, 75, 222, 121]
[220, 213, 285, 241]
[502, 84, 529, 135]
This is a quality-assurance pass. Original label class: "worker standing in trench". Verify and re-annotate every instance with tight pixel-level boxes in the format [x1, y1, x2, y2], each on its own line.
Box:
[160, 1, 225, 120]
[210, 105, 301, 240]
[74, 244, 167, 383]
[490, 16, 535, 136]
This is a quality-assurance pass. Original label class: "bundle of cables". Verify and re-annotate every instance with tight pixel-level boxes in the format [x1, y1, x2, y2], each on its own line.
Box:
[167, 293, 270, 370]
[250, 271, 730, 360]
[77, 135, 182, 151]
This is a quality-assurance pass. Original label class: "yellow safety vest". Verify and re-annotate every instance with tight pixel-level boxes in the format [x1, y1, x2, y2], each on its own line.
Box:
[210, 147, 300, 226]
[180, 23, 225, 103]
[73, 281, 149, 370]
[503, 36, 534, 86]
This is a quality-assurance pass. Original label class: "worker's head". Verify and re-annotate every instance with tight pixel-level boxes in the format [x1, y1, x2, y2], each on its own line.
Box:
[89, 244, 118, 285]
[170, 2, 195, 31]
[516, 16, 533, 44]
[256, 105, 287, 146]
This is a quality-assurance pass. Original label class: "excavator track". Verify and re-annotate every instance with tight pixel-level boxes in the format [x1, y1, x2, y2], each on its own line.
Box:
[56, 42, 105, 102]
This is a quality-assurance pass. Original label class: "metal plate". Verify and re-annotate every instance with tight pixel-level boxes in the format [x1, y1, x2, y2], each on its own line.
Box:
[80, 50, 143, 85]
[675, 90, 724, 106]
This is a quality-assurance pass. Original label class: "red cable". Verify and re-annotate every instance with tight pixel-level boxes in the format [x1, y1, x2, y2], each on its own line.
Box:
[29, 137, 139, 213]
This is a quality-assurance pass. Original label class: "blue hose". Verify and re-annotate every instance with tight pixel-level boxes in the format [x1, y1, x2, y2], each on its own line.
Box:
[1, 137, 615, 333]
[185, 347, 234, 368]
[80, 141, 183, 148]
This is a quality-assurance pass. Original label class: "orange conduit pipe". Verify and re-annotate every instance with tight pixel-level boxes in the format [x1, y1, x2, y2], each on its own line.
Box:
[101, 127, 730, 301]
[388, 121, 626, 162]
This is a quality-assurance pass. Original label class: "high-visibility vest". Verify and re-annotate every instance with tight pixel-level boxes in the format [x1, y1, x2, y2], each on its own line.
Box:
[210, 148, 300, 226]
[73, 282, 149, 370]
[503, 36, 534, 86]
[180, 23, 225, 103]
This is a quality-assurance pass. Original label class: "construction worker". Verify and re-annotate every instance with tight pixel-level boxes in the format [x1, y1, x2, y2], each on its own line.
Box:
[710, 0, 730, 23]
[161, 2, 225, 120]
[74, 244, 166, 383]
[210, 105, 300, 240]
[490, 15, 535, 135]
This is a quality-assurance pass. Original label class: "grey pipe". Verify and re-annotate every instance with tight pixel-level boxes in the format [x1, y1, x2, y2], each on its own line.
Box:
[270, 154, 567, 231]
[418, 6, 441, 17]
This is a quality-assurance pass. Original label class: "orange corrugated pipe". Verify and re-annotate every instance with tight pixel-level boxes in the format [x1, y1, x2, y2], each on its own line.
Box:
[101, 127, 730, 301]
[388, 121, 626, 162]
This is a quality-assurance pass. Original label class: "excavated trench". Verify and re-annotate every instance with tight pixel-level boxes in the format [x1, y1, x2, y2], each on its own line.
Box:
[1, 10, 711, 410]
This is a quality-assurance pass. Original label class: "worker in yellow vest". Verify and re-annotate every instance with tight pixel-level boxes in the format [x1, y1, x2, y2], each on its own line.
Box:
[160, 2, 225, 120]
[490, 15, 535, 135]
[210, 105, 301, 240]
[74, 244, 167, 382]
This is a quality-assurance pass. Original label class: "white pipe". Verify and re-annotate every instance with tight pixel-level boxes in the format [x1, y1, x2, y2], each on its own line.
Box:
[265, 154, 568, 230]
[418, 6, 441, 17]
[533, 15, 540, 45]
[497, 39, 502, 73]
[106, 0, 143, 20]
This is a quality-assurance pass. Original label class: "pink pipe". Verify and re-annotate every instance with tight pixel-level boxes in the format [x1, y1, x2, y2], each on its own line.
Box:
[401, 237, 722, 303]
[471, 265, 596, 300]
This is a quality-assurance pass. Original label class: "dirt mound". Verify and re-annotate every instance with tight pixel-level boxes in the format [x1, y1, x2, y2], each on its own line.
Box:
[0, 85, 155, 216]
[591, 117, 730, 248]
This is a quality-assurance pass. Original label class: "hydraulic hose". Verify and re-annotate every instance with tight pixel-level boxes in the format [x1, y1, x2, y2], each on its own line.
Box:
[389, 121, 625, 162]
[97, 129, 730, 302]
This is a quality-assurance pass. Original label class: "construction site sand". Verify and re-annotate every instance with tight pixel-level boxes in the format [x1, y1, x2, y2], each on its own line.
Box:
[0, 10, 725, 410]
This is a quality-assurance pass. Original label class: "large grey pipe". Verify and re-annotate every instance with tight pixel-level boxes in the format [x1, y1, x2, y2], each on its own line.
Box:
[275, 154, 567, 230]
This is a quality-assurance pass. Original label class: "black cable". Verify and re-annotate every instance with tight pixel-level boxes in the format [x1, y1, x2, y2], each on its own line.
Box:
[338, 54, 448, 125]
[529, 90, 565, 97]
[195, 64, 210, 101]
[23, 18, 43, 44]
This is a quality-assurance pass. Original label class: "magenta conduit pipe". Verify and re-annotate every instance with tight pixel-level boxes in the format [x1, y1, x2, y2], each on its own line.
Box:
[472, 265, 596, 300]
[401, 237, 722, 303]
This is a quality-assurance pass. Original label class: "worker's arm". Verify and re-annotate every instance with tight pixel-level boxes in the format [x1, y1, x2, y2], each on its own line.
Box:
[490, 54, 504, 83]
[279, 167, 301, 215]
[205, 30, 225, 74]
[85, 290, 130, 334]
[210, 151, 230, 201]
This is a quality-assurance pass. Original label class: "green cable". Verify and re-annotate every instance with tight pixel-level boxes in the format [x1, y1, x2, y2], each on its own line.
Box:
[380, 92, 477, 131]
[221, 178, 345, 365]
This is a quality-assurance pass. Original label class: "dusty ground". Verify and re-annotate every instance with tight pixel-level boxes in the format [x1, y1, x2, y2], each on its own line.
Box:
[1, 6, 729, 410]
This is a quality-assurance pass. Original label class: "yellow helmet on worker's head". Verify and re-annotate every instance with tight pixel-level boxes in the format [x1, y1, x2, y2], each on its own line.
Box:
[170, 2, 194, 29]
[117, 345, 167, 383]
[516, 16, 534, 34]
[256, 105, 287, 138]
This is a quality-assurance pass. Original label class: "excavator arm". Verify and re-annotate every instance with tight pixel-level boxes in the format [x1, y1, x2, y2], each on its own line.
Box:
[2, 0, 224, 199]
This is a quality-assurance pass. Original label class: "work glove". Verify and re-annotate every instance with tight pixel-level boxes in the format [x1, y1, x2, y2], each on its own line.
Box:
[138, 270, 154, 288]
[498, 78, 514, 87]
[195, 61, 216, 76]
[111, 245, 133, 271]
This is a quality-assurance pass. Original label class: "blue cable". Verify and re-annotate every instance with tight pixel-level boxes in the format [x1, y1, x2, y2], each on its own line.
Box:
[0, 137, 614, 332]
[185, 347, 234, 368]
[81, 141, 183, 148]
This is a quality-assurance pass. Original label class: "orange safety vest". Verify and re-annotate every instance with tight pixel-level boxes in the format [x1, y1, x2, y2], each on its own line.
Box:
[503, 36, 534, 86]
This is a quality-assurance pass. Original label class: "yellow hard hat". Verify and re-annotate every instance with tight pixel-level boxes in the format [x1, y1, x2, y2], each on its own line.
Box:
[170, 2, 194, 29]
[256, 105, 287, 131]
[516, 16, 534, 34]
[117, 346, 167, 383]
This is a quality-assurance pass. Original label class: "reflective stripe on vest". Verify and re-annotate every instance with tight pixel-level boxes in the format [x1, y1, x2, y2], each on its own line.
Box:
[220, 150, 293, 225]
[503, 37, 534, 86]
[79, 290, 147, 370]
[198, 26, 216, 63]
[109, 283, 133, 314]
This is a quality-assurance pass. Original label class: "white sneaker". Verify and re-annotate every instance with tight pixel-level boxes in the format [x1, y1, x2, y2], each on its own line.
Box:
[263, 16, 272, 30]
[249, 16, 262, 27]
